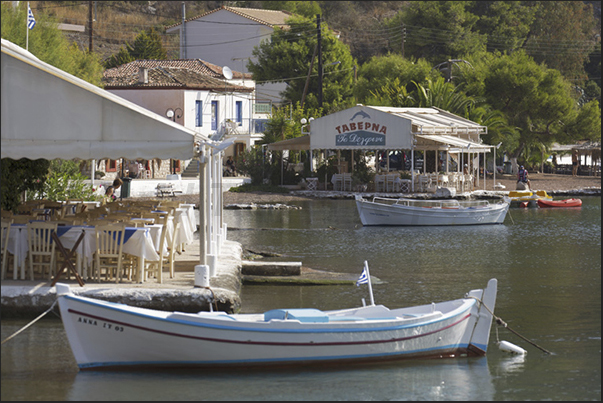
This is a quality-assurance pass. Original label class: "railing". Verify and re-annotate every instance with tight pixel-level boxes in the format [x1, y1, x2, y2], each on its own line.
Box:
[370, 197, 489, 209]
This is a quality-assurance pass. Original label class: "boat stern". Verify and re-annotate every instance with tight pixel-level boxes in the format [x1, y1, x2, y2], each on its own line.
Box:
[464, 278, 498, 355]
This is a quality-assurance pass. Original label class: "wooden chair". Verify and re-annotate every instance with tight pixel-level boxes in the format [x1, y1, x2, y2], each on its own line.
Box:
[11, 215, 35, 224]
[146, 218, 179, 283]
[27, 221, 59, 281]
[1, 219, 12, 280]
[93, 223, 127, 282]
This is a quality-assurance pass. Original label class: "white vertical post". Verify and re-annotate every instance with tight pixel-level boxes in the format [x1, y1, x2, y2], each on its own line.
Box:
[364, 260, 375, 306]
[26, 2, 30, 51]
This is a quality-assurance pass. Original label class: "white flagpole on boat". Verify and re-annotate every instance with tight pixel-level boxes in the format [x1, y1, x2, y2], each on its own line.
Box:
[364, 260, 375, 306]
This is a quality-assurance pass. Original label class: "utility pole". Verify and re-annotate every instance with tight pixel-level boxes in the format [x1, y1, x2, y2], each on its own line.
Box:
[88, 1, 93, 53]
[301, 44, 318, 108]
[182, 2, 186, 59]
[317, 14, 323, 109]
[401, 23, 406, 58]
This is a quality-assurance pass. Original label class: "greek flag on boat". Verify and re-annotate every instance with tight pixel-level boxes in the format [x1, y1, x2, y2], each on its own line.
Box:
[356, 266, 369, 286]
[27, 4, 36, 30]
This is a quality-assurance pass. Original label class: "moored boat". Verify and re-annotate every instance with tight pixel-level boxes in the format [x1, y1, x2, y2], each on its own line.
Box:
[507, 190, 553, 208]
[55, 274, 498, 370]
[355, 195, 509, 226]
[537, 198, 582, 208]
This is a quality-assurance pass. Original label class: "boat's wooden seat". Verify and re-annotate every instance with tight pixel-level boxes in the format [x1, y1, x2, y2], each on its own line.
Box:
[264, 308, 329, 323]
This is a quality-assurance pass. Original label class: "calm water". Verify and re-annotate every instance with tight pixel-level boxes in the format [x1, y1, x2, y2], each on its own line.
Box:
[2, 196, 600, 401]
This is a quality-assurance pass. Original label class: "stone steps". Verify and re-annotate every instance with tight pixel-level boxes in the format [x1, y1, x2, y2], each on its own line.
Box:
[241, 261, 302, 276]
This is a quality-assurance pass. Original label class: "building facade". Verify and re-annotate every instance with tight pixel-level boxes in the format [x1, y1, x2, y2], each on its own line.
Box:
[165, 6, 293, 107]
[102, 59, 269, 179]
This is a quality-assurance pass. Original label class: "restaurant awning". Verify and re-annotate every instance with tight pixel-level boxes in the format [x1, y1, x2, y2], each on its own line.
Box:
[1, 38, 204, 161]
[415, 134, 491, 152]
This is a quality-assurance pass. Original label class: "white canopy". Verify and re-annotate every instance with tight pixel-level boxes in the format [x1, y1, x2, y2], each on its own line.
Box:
[1, 39, 203, 161]
[416, 134, 491, 152]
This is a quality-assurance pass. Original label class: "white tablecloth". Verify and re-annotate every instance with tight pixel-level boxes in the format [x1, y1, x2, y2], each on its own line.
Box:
[6, 224, 159, 281]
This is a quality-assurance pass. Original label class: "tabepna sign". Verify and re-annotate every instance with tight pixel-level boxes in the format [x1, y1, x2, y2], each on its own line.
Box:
[334, 110, 387, 147]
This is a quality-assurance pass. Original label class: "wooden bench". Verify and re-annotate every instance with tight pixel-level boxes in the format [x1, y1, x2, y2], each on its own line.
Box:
[156, 183, 182, 198]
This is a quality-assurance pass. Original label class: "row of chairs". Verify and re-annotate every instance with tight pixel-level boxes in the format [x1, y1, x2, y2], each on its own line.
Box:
[1, 199, 182, 284]
[331, 173, 353, 191]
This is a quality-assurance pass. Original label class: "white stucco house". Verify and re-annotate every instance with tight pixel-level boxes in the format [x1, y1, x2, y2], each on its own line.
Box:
[165, 5, 293, 107]
[102, 59, 270, 178]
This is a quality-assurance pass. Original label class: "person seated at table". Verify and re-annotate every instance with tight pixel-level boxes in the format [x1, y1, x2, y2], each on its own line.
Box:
[105, 178, 123, 201]
[225, 156, 236, 176]
[517, 165, 530, 190]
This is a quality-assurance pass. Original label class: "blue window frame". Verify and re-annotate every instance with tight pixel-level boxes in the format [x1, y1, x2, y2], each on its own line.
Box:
[195, 100, 202, 127]
[211, 100, 218, 131]
[235, 101, 243, 125]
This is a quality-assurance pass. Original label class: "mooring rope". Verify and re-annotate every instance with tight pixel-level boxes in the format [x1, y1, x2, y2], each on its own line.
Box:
[507, 208, 515, 225]
[203, 286, 219, 312]
[469, 296, 552, 355]
[1, 300, 58, 345]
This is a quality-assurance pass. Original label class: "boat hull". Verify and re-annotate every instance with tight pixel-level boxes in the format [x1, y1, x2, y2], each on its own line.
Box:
[537, 198, 582, 208]
[355, 196, 509, 226]
[56, 279, 497, 370]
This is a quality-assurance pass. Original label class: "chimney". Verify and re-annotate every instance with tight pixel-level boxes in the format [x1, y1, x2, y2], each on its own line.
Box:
[138, 67, 148, 84]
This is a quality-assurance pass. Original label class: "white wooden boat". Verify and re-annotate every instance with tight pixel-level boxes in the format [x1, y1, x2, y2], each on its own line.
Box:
[55, 276, 498, 370]
[355, 195, 509, 226]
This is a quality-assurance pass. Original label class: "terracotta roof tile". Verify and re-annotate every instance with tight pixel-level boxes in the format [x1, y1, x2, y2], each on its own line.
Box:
[102, 60, 253, 92]
[165, 6, 292, 30]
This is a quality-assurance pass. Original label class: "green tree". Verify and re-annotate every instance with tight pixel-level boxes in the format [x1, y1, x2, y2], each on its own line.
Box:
[523, 1, 598, 81]
[41, 160, 97, 202]
[386, 1, 487, 63]
[126, 28, 167, 60]
[354, 53, 437, 104]
[104, 28, 167, 69]
[412, 77, 478, 116]
[470, 1, 537, 53]
[247, 15, 355, 113]
[1, 2, 104, 86]
[366, 77, 415, 107]
[0, 159, 50, 211]
[465, 50, 600, 169]
[253, 1, 322, 19]
[104, 46, 135, 69]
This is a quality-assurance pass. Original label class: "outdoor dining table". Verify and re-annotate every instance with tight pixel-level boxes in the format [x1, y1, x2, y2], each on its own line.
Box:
[6, 224, 160, 282]
[156, 206, 195, 253]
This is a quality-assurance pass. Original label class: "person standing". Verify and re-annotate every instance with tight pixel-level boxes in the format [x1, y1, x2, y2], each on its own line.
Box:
[572, 150, 579, 177]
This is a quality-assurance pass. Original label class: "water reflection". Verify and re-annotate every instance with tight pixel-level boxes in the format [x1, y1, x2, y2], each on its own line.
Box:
[497, 354, 527, 374]
[67, 359, 494, 401]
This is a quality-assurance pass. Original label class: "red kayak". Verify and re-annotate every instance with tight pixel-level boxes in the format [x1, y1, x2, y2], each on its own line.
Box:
[537, 198, 582, 208]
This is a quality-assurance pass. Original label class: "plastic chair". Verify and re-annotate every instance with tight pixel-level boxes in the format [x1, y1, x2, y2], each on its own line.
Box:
[27, 221, 58, 281]
[93, 223, 127, 282]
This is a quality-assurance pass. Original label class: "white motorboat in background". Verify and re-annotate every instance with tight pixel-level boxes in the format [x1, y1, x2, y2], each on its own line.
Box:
[355, 195, 509, 226]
